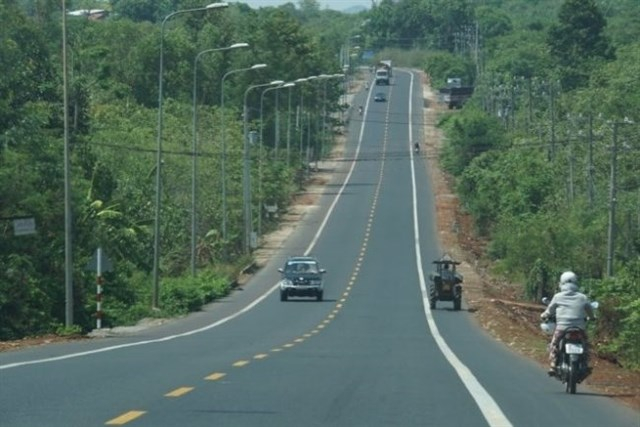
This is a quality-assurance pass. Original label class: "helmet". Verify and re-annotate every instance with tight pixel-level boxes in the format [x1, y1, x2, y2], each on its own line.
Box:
[560, 271, 577, 285]
[540, 321, 556, 335]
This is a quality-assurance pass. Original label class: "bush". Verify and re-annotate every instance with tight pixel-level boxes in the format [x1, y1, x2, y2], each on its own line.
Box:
[159, 271, 231, 316]
[586, 262, 640, 370]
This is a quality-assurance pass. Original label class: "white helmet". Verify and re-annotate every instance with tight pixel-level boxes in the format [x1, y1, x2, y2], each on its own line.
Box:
[540, 321, 556, 335]
[560, 271, 578, 285]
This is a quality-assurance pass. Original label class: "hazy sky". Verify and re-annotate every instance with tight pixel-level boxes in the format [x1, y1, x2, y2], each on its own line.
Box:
[231, 0, 372, 11]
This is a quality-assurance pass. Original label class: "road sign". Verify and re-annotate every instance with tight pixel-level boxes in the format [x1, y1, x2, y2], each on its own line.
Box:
[86, 247, 113, 272]
[13, 218, 36, 236]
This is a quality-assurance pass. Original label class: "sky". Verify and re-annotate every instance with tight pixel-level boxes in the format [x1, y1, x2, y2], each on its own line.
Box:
[232, 0, 372, 12]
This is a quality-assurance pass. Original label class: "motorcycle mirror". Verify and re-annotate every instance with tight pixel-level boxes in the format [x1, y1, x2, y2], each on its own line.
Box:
[541, 297, 550, 305]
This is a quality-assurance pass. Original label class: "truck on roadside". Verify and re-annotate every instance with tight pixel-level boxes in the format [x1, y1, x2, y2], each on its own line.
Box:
[439, 77, 474, 109]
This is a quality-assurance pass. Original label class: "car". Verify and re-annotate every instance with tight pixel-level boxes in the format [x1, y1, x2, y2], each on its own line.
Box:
[277, 256, 326, 301]
[374, 92, 386, 102]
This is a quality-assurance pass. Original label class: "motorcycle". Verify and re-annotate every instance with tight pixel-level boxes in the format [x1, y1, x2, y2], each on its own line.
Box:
[414, 142, 420, 154]
[540, 298, 598, 394]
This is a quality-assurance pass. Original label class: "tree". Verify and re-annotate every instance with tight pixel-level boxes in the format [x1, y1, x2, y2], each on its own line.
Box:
[547, 0, 614, 90]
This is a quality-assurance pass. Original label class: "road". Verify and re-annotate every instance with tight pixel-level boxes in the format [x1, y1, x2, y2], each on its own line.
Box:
[1, 70, 638, 427]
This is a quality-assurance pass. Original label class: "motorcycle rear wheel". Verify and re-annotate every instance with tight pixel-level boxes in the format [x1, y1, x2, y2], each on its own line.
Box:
[566, 361, 578, 394]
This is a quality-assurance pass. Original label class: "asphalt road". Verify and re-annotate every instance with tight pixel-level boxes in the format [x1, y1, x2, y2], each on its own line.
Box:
[1, 70, 638, 427]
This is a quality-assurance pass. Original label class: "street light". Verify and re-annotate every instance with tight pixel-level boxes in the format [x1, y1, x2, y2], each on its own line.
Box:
[190, 42, 248, 276]
[152, 2, 229, 309]
[299, 76, 317, 170]
[317, 74, 344, 170]
[258, 82, 295, 236]
[242, 80, 284, 253]
[286, 78, 309, 166]
[220, 63, 267, 242]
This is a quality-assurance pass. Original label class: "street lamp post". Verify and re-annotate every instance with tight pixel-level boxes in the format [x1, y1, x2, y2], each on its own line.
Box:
[258, 82, 294, 236]
[220, 63, 267, 242]
[242, 80, 284, 253]
[286, 78, 309, 166]
[152, 2, 228, 309]
[190, 42, 248, 276]
[298, 76, 317, 169]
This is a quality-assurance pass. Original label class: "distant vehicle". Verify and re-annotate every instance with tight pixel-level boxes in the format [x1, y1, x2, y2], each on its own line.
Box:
[278, 256, 326, 301]
[375, 68, 389, 85]
[439, 77, 474, 109]
[375, 59, 392, 85]
[374, 92, 386, 102]
[379, 60, 392, 77]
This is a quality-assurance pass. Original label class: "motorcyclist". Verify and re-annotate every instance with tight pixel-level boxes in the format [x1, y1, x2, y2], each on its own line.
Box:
[358, 105, 363, 115]
[541, 271, 594, 376]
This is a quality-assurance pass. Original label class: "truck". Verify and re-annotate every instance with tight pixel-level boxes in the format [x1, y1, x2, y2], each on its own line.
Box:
[439, 77, 474, 109]
[375, 60, 392, 85]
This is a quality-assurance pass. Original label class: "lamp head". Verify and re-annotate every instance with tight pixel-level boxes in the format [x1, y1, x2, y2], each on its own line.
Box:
[251, 63, 267, 70]
[206, 2, 229, 9]
[229, 43, 249, 49]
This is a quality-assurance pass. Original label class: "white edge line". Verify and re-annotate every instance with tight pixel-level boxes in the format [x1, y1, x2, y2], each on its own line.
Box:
[406, 69, 513, 427]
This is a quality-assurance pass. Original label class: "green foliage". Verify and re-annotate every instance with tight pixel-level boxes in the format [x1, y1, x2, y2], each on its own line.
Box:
[547, 0, 614, 90]
[423, 50, 474, 87]
[159, 272, 231, 316]
[525, 258, 553, 301]
[439, 107, 507, 176]
[587, 262, 640, 370]
[55, 324, 83, 337]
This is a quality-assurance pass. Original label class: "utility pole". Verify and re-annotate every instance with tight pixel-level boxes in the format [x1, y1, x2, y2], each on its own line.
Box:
[587, 114, 594, 208]
[606, 122, 618, 278]
[62, 0, 74, 327]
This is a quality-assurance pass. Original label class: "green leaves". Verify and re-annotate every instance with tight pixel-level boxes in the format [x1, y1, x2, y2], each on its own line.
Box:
[547, 0, 614, 90]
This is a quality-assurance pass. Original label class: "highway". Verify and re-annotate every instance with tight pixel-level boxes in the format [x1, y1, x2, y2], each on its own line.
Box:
[1, 70, 638, 427]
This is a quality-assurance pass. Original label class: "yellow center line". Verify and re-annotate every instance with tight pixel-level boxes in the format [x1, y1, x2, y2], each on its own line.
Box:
[233, 360, 250, 367]
[106, 410, 146, 425]
[205, 372, 226, 381]
[254, 353, 269, 359]
[165, 387, 194, 397]
[283, 343, 295, 348]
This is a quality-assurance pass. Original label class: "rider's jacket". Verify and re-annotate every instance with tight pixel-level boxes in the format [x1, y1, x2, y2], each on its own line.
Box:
[542, 283, 593, 330]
